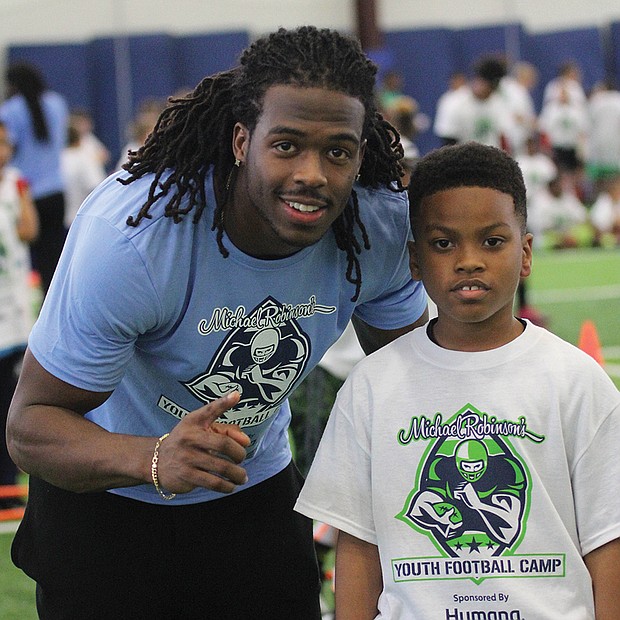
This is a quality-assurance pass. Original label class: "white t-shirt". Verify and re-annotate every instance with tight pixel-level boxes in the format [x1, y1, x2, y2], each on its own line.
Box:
[538, 100, 588, 150]
[590, 192, 620, 232]
[0, 166, 33, 354]
[543, 78, 586, 108]
[433, 87, 516, 150]
[587, 90, 620, 167]
[527, 187, 587, 242]
[296, 322, 620, 619]
[515, 152, 557, 199]
[433, 86, 467, 142]
[61, 144, 106, 227]
[499, 77, 536, 156]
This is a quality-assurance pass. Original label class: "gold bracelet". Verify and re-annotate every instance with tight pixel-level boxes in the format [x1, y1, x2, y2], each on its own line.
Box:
[151, 433, 176, 501]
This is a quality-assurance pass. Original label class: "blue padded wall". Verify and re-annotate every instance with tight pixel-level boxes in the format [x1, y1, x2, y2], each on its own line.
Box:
[609, 22, 620, 84]
[7, 31, 250, 164]
[5, 24, 620, 160]
[383, 28, 456, 155]
[453, 23, 527, 73]
[175, 31, 249, 91]
[7, 42, 92, 108]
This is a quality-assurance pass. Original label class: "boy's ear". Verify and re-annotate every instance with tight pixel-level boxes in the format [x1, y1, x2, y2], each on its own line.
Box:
[520, 233, 534, 279]
[408, 240, 422, 281]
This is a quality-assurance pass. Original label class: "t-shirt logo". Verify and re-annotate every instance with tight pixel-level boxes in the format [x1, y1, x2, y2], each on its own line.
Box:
[393, 403, 558, 586]
[180, 297, 312, 454]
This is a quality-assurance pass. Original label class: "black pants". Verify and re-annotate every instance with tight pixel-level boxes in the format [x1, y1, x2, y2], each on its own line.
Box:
[30, 192, 66, 294]
[13, 461, 321, 620]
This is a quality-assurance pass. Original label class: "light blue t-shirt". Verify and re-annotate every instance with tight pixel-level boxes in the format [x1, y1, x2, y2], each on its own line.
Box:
[29, 169, 427, 504]
[0, 91, 68, 199]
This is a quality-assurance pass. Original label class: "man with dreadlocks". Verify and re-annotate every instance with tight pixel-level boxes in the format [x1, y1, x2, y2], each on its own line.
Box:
[7, 26, 427, 618]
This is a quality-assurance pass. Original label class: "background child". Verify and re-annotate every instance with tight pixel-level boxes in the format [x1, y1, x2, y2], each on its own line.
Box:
[527, 171, 592, 249]
[0, 120, 38, 503]
[590, 173, 620, 247]
[296, 142, 620, 619]
[61, 125, 106, 229]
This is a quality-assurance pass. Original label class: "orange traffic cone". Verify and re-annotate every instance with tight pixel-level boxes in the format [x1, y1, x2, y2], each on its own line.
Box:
[578, 320, 605, 366]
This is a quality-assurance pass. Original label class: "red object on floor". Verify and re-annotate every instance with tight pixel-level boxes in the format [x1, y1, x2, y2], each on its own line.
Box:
[578, 320, 605, 366]
[0, 484, 28, 521]
[0, 484, 28, 498]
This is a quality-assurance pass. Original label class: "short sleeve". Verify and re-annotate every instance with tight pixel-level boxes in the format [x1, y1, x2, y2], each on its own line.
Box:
[353, 188, 427, 330]
[573, 399, 620, 556]
[29, 214, 162, 391]
[295, 378, 377, 544]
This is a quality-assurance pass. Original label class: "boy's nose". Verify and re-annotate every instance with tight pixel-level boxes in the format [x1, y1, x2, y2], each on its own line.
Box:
[455, 248, 485, 272]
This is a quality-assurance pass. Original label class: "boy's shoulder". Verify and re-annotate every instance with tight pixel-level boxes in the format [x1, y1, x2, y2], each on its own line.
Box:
[347, 324, 422, 377]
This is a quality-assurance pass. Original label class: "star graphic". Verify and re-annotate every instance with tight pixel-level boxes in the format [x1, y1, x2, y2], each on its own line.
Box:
[467, 537, 481, 553]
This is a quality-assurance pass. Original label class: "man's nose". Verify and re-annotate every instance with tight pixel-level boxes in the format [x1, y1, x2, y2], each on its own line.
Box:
[293, 151, 327, 187]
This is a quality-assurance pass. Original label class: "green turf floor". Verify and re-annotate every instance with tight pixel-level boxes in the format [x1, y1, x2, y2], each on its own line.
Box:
[527, 247, 620, 387]
[0, 527, 36, 620]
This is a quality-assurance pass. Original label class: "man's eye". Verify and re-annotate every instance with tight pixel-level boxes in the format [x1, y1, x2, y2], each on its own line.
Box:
[330, 148, 350, 160]
[275, 142, 295, 153]
[433, 239, 453, 249]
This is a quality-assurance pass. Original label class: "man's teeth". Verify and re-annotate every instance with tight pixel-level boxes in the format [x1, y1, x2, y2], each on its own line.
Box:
[461, 285, 482, 291]
[288, 201, 320, 213]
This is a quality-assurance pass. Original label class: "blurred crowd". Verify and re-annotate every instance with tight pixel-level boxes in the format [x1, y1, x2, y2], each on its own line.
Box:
[378, 57, 620, 251]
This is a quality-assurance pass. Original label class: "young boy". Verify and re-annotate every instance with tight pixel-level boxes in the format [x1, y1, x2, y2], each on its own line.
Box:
[0, 120, 38, 499]
[295, 142, 620, 619]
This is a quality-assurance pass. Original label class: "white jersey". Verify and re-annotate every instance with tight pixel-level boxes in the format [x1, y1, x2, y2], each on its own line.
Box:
[587, 89, 620, 167]
[527, 186, 587, 241]
[590, 191, 620, 233]
[0, 166, 32, 354]
[499, 76, 536, 156]
[543, 77, 586, 108]
[297, 322, 620, 619]
[515, 152, 557, 199]
[538, 100, 588, 150]
[434, 87, 516, 150]
[61, 144, 106, 227]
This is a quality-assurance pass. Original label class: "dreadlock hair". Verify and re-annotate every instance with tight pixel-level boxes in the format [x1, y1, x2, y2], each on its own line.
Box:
[121, 25, 405, 301]
[408, 142, 527, 236]
[6, 63, 49, 141]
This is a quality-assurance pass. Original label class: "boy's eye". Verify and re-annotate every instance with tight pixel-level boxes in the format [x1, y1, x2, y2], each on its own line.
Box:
[484, 237, 504, 248]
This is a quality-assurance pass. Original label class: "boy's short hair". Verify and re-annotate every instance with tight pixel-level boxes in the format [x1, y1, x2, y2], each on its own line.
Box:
[408, 142, 527, 233]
